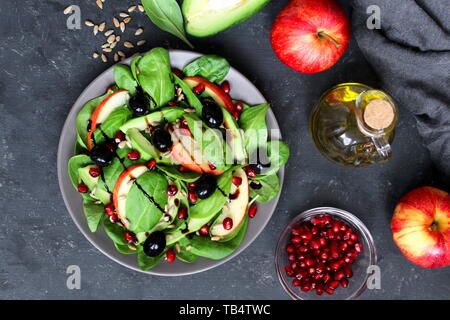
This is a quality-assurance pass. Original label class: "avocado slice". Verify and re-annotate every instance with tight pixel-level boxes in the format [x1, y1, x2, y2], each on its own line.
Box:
[78, 165, 111, 204]
[119, 107, 185, 132]
[182, 0, 270, 37]
[126, 128, 172, 164]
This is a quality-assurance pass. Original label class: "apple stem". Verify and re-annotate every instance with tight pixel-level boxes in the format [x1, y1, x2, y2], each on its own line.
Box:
[318, 31, 340, 49]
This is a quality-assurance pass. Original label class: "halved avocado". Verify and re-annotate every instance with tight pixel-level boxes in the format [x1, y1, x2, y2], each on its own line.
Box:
[78, 165, 111, 204]
[210, 168, 249, 239]
[182, 0, 270, 37]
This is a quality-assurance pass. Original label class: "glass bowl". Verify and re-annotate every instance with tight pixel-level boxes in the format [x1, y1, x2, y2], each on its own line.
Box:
[275, 207, 377, 300]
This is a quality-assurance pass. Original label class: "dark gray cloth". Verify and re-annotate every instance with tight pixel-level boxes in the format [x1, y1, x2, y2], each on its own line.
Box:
[351, 0, 450, 178]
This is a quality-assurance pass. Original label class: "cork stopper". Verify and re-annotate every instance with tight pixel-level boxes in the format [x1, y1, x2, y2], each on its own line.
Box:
[363, 99, 395, 130]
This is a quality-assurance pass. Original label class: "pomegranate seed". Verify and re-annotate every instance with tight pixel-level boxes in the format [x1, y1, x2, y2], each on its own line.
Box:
[325, 287, 335, 295]
[322, 215, 332, 225]
[354, 242, 363, 253]
[341, 278, 349, 288]
[350, 233, 359, 242]
[300, 283, 312, 292]
[316, 285, 324, 296]
[104, 203, 114, 216]
[109, 215, 119, 223]
[311, 226, 319, 235]
[308, 267, 316, 275]
[166, 184, 178, 196]
[314, 273, 322, 281]
[89, 167, 101, 178]
[288, 253, 296, 261]
[297, 253, 306, 260]
[311, 217, 322, 225]
[199, 225, 209, 236]
[310, 240, 321, 250]
[285, 265, 295, 277]
[172, 68, 184, 78]
[232, 176, 242, 186]
[244, 166, 257, 178]
[322, 273, 331, 283]
[223, 217, 233, 230]
[166, 249, 176, 262]
[248, 203, 257, 218]
[300, 232, 313, 240]
[77, 184, 89, 193]
[127, 150, 140, 160]
[232, 111, 240, 121]
[296, 269, 308, 279]
[329, 280, 340, 289]
[146, 159, 157, 170]
[340, 242, 349, 252]
[291, 236, 301, 244]
[298, 245, 309, 252]
[286, 244, 295, 253]
[193, 83, 205, 95]
[292, 279, 301, 287]
[320, 252, 329, 261]
[305, 258, 316, 267]
[292, 227, 303, 236]
[177, 207, 188, 220]
[334, 270, 345, 281]
[326, 229, 335, 239]
[221, 80, 231, 94]
[299, 261, 307, 269]
[114, 131, 125, 143]
[332, 221, 341, 233]
[234, 103, 243, 112]
[208, 163, 216, 170]
[187, 182, 196, 190]
[319, 237, 327, 247]
[168, 101, 178, 106]
[330, 262, 341, 271]
[124, 232, 136, 243]
[188, 191, 197, 203]
[290, 261, 299, 270]
[344, 256, 354, 264]
[343, 265, 353, 278]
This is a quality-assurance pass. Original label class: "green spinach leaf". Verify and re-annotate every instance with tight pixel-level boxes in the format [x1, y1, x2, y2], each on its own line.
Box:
[183, 55, 230, 83]
[114, 242, 137, 254]
[137, 245, 165, 270]
[114, 64, 138, 95]
[83, 200, 104, 232]
[239, 104, 269, 157]
[141, 0, 193, 48]
[156, 164, 201, 182]
[173, 74, 203, 114]
[137, 48, 174, 108]
[92, 106, 132, 145]
[68, 155, 93, 188]
[250, 174, 280, 203]
[255, 140, 290, 178]
[103, 215, 128, 246]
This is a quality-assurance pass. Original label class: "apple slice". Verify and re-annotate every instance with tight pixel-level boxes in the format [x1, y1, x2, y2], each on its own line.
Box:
[170, 141, 204, 173]
[183, 76, 235, 113]
[113, 165, 148, 229]
[210, 168, 249, 238]
[87, 90, 130, 149]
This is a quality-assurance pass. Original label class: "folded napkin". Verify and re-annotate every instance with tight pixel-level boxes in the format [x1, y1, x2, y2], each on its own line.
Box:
[351, 0, 450, 179]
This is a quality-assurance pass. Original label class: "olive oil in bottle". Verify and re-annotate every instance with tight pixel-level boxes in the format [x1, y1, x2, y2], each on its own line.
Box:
[310, 83, 398, 167]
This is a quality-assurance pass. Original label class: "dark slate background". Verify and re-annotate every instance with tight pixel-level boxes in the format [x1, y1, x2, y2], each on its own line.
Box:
[0, 0, 448, 299]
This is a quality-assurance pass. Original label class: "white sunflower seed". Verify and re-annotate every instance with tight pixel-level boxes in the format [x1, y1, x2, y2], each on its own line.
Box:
[103, 47, 112, 53]
[120, 12, 129, 18]
[126, 141, 132, 148]
[167, 224, 176, 229]
[118, 141, 127, 149]
[137, 40, 146, 46]
[101, 54, 107, 62]
[113, 17, 120, 28]
[110, 42, 117, 49]
[211, 236, 221, 241]
[107, 35, 115, 43]
[128, 5, 136, 12]
[101, 43, 110, 48]
[114, 53, 119, 62]
[63, 6, 72, 15]
[93, 25, 99, 35]
[104, 29, 114, 37]
[124, 17, 132, 24]
[94, 200, 102, 205]
[115, 35, 121, 42]
[186, 245, 192, 251]
[92, 52, 99, 59]
[85, 20, 94, 27]
[120, 22, 126, 33]
[117, 50, 125, 57]
[96, 0, 103, 9]
[135, 28, 144, 36]
[124, 41, 134, 48]
[175, 244, 181, 253]
[127, 243, 137, 251]
[98, 22, 106, 32]
[138, 4, 144, 12]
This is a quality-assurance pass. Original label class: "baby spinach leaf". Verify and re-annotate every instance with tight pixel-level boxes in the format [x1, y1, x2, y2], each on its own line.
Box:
[239, 104, 269, 157]
[76, 92, 112, 148]
[114, 64, 138, 95]
[141, 0, 193, 48]
[114, 242, 136, 254]
[131, 55, 142, 82]
[156, 164, 201, 182]
[92, 106, 132, 145]
[137, 245, 165, 270]
[183, 55, 230, 83]
[255, 140, 290, 178]
[189, 216, 248, 260]
[83, 200, 104, 232]
[137, 48, 174, 108]
[103, 215, 128, 246]
[173, 74, 203, 114]
[250, 174, 280, 203]
[68, 154, 93, 188]
[177, 248, 198, 263]
[125, 171, 168, 233]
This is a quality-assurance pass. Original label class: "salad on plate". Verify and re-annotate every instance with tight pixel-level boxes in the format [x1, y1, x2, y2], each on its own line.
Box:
[68, 47, 289, 270]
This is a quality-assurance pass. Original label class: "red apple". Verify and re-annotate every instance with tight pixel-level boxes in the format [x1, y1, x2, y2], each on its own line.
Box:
[183, 76, 235, 113]
[270, 0, 351, 74]
[391, 186, 450, 268]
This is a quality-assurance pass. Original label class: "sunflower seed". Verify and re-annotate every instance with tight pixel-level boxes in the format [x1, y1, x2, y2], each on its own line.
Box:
[167, 224, 176, 229]
[137, 40, 146, 46]
[101, 54, 107, 62]
[118, 141, 127, 149]
[110, 42, 117, 49]
[117, 50, 125, 57]
[96, 0, 103, 9]
[101, 43, 110, 48]
[92, 52, 99, 59]
[175, 243, 181, 253]
[126, 141, 132, 148]
[138, 4, 144, 12]
[120, 12, 129, 18]
[211, 236, 221, 241]
[123, 17, 132, 24]
[114, 53, 119, 62]
[93, 25, 99, 35]
[176, 87, 183, 96]
[63, 6, 72, 15]
[107, 35, 115, 43]
[127, 243, 137, 251]
[77, 177, 82, 184]
[98, 22, 106, 32]
[103, 47, 112, 53]
[113, 17, 120, 28]
[85, 20, 94, 27]
[128, 5, 137, 12]
[135, 28, 144, 36]
[120, 22, 125, 33]
[115, 35, 121, 42]
[163, 216, 170, 222]
[94, 200, 102, 205]
[104, 30, 113, 37]
[186, 245, 192, 251]
[124, 41, 134, 48]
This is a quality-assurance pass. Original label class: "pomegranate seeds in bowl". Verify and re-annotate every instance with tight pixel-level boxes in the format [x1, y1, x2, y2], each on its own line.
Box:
[275, 207, 377, 300]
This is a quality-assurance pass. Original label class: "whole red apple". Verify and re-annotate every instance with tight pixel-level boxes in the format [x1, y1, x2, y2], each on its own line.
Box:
[391, 186, 450, 268]
[270, 0, 351, 74]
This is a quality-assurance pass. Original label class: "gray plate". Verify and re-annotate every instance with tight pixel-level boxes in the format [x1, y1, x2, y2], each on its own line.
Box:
[57, 50, 284, 276]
